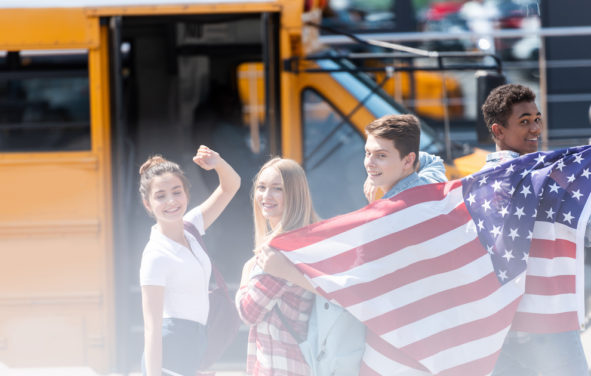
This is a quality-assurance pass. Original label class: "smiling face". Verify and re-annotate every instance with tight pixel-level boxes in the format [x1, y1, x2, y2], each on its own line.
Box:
[364, 134, 415, 194]
[254, 167, 285, 229]
[492, 101, 542, 155]
[143, 172, 188, 225]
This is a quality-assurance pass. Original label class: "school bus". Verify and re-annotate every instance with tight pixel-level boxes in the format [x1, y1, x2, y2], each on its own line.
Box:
[0, 0, 486, 372]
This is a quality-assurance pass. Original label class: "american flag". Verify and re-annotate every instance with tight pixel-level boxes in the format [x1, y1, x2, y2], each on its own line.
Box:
[270, 145, 591, 376]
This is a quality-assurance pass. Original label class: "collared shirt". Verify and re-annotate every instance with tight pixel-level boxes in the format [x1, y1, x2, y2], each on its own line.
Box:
[139, 206, 211, 324]
[483, 150, 520, 169]
[236, 267, 314, 376]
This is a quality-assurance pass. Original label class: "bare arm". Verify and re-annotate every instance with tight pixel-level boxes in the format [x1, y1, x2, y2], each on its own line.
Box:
[193, 145, 241, 230]
[142, 285, 165, 376]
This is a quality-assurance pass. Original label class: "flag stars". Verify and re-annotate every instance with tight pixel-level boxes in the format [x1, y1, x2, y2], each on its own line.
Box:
[479, 175, 488, 186]
[534, 154, 546, 164]
[548, 182, 560, 193]
[499, 206, 509, 217]
[490, 225, 502, 238]
[522, 252, 530, 262]
[477, 219, 485, 231]
[498, 270, 508, 281]
[572, 190, 583, 200]
[508, 228, 520, 240]
[527, 230, 533, 240]
[563, 211, 574, 224]
[514, 207, 525, 219]
[532, 209, 537, 218]
[521, 185, 532, 198]
[556, 160, 565, 171]
[567, 174, 576, 183]
[482, 199, 492, 212]
[582, 168, 591, 179]
[574, 153, 584, 164]
[509, 186, 515, 195]
[492, 180, 503, 192]
[466, 193, 476, 206]
[487, 245, 494, 255]
[546, 207, 555, 219]
[502, 249, 515, 262]
[520, 169, 531, 178]
[505, 164, 515, 175]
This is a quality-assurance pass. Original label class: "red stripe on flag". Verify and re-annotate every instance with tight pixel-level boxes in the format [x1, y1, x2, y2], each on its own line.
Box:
[529, 238, 576, 259]
[511, 311, 580, 333]
[271, 181, 463, 251]
[296, 203, 473, 278]
[437, 350, 501, 376]
[365, 272, 501, 334]
[524, 275, 576, 295]
[323, 237, 485, 307]
[365, 330, 428, 371]
[401, 297, 521, 360]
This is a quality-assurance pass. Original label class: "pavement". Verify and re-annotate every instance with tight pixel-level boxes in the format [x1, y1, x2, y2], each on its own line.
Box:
[2, 330, 591, 375]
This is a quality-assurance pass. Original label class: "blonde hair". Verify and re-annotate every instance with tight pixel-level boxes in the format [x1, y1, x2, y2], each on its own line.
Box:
[138, 155, 190, 202]
[252, 157, 319, 247]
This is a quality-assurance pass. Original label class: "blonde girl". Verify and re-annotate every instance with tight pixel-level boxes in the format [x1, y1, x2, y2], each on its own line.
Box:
[236, 157, 319, 376]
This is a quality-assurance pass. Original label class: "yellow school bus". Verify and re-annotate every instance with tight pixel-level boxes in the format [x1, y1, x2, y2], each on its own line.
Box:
[0, 0, 485, 373]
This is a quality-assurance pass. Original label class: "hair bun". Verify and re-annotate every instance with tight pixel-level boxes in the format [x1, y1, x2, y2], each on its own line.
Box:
[139, 155, 166, 175]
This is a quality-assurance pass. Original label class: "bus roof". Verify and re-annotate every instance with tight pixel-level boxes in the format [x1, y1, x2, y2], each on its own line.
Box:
[0, 0, 277, 9]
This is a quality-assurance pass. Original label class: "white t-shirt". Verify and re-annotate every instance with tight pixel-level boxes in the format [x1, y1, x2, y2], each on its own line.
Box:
[139, 206, 212, 324]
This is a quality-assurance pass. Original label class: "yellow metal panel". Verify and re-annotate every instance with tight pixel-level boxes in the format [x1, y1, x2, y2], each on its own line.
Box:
[85, 1, 281, 16]
[0, 9, 98, 49]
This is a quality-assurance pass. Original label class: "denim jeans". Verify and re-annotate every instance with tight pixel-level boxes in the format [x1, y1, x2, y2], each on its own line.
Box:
[492, 331, 589, 376]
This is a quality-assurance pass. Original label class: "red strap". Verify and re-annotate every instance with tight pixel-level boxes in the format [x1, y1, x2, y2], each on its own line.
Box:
[183, 221, 229, 295]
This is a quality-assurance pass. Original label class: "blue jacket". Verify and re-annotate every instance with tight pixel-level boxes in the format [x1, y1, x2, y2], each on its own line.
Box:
[383, 151, 447, 199]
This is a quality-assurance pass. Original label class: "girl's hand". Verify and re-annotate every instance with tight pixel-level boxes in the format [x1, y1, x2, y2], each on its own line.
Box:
[193, 145, 220, 171]
[256, 244, 291, 278]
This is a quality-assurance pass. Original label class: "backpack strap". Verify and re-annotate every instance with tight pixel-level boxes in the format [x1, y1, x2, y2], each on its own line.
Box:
[183, 221, 229, 297]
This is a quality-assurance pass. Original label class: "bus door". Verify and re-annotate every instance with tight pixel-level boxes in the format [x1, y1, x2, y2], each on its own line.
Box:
[107, 10, 281, 370]
[0, 10, 114, 372]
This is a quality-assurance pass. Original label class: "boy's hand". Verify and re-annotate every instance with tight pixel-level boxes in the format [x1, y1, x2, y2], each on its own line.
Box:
[364, 176, 379, 203]
[193, 145, 220, 170]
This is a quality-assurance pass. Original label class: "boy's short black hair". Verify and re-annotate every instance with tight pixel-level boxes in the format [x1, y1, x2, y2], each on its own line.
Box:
[482, 84, 536, 138]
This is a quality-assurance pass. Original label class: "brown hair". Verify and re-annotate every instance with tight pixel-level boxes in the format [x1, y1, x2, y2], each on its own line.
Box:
[138, 155, 190, 202]
[365, 114, 420, 167]
[481, 84, 536, 138]
[252, 157, 320, 247]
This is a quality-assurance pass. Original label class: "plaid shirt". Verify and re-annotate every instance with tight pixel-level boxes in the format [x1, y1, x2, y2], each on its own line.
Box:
[236, 269, 315, 376]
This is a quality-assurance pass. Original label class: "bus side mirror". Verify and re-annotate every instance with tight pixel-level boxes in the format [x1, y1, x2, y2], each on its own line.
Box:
[475, 71, 507, 144]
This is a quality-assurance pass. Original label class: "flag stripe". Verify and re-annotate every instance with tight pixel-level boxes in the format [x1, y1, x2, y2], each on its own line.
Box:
[298, 202, 472, 277]
[525, 257, 576, 277]
[511, 311, 580, 333]
[365, 272, 500, 334]
[400, 297, 521, 359]
[524, 275, 576, 295]
[383, 272, 525, 348]
[282, 183, 465, 266]
[273, 180, 463, 252]
[529, 238, 576, 259]
[307, 220, 476, 295]
[364, 331, 428, 372]
[323, 237, 483, 308]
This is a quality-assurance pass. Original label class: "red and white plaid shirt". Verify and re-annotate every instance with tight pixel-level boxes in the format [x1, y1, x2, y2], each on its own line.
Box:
[236, 270, 314, 376]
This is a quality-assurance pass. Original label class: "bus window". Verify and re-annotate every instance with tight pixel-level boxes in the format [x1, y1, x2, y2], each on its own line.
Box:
[302, 88, 367, 218]
[0, 51, 90, 152]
